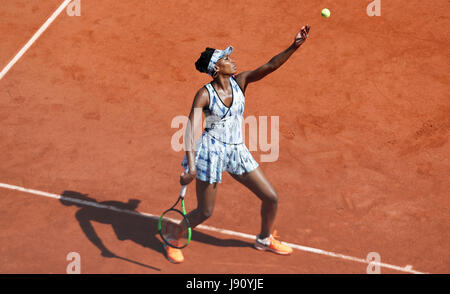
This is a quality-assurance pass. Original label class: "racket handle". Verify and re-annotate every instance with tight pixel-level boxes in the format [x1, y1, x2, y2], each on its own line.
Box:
[180, 185, 187, 198]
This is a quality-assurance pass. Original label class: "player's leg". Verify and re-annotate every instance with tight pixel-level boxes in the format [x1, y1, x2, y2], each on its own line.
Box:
[229, 166, 293, 255]
[185, 178, 219, 229]
[228, 166, 278, 239]
[164, 178, 218, 263]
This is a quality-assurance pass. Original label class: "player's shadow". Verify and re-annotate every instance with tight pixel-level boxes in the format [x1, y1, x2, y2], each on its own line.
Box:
[60, 190, 252, 269]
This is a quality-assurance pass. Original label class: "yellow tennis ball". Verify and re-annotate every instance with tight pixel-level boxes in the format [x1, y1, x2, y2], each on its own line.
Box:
[321, 8, 331, 18]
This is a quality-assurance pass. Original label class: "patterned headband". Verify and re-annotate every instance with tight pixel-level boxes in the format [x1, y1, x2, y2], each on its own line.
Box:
[207, 46, 234, 76]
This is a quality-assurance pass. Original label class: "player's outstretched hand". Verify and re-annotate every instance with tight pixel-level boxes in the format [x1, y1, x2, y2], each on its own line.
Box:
[294, 25, 311, 47]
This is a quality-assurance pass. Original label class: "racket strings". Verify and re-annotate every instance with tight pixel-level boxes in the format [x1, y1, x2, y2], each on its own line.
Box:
[160, 210, 189, 248]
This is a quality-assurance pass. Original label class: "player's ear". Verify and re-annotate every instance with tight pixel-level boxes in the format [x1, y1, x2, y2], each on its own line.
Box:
[212, 65, 220, 78]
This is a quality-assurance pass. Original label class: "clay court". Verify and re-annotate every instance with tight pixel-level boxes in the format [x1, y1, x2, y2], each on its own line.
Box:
[0, 0, 448, 274]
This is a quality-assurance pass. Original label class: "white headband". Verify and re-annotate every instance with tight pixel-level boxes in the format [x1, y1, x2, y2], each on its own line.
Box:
[207, 46, 234, 76]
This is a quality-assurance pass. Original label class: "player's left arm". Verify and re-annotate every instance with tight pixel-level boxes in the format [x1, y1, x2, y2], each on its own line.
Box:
[235, 25, 311, 92]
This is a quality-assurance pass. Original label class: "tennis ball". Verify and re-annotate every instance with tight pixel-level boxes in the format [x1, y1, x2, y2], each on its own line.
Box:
[321, 8, 331, 18]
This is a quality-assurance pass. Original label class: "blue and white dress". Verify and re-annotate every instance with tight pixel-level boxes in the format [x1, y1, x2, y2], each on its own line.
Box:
[181, 76, 259, 183]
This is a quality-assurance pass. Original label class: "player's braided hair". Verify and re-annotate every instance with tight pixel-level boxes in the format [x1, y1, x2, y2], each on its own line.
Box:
[195, 47, 216, 74]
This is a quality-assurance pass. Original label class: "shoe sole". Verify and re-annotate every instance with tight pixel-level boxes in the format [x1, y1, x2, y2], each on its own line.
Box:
[254, 242, 292, 255]
[166, 256, 184, 264]
[163, 244, 184, 264]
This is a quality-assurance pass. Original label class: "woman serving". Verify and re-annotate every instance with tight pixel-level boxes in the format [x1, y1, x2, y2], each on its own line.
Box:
[166, 25, 311, 263]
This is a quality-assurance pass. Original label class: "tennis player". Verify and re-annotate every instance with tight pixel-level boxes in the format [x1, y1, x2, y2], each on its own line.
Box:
[166, 26, 311, 263]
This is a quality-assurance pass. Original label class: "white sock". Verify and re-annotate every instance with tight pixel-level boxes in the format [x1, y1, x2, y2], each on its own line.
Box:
[257, 234, 271, 245]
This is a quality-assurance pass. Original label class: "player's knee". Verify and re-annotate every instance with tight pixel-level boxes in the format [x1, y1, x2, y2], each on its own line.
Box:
[265, 191, 278, 206]
[199, 206, 214, 220]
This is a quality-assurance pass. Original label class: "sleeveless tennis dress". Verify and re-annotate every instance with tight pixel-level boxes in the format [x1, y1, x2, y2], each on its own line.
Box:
[181, 76, 259, 183]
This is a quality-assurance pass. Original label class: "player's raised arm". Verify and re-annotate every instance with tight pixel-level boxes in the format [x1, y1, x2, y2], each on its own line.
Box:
[235, 25, 311, 90]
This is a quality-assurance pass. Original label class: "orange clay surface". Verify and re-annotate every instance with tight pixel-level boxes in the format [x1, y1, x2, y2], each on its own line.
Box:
[0, 0, 449, 273]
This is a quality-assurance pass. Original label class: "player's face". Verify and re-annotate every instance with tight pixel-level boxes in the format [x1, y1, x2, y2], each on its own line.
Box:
[217, 54, 237, 75]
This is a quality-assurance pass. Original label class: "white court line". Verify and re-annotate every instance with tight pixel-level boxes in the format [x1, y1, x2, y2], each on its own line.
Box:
[0, 182, 427, 274]
[0, 0, 72, 80]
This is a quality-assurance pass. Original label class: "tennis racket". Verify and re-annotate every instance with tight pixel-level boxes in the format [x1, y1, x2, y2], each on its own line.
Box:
[158, 184, 192, 249]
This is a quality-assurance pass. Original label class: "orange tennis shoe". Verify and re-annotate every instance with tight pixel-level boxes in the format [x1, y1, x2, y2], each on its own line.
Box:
[164, 240, 184, 264]
[254, 230, 293, 255]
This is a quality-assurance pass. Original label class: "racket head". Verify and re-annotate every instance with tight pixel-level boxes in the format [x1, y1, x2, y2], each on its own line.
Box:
[158, 208, 192, 249]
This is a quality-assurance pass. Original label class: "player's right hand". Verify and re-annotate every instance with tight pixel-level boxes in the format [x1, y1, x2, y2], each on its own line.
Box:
[180, 171, 196, 185]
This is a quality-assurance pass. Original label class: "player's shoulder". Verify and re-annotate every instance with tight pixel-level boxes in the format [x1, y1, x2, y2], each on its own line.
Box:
[232, 73, 248, 93]
[195, 84, 210, 99]
[234, 71, 251, 80]
[193, 85, 210, 108]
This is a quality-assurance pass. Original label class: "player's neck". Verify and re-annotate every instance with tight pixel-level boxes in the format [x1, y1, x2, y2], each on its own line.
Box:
[212, 74, 231, 91]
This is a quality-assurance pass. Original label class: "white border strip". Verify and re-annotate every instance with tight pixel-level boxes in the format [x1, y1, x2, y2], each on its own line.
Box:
[0, 0, 72, 80]
[0, 182, 427, 274]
